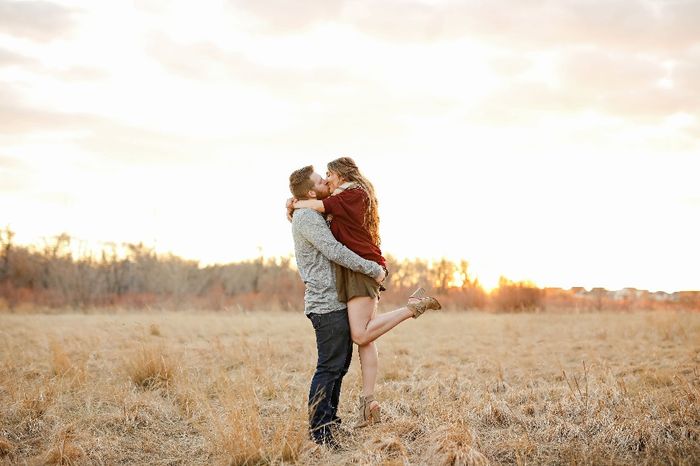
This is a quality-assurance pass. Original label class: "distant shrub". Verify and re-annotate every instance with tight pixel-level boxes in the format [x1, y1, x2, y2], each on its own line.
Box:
[492, 277, 543, 311]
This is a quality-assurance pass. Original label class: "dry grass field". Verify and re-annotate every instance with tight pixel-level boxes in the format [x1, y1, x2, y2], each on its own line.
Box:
[1, 310, 698, 465]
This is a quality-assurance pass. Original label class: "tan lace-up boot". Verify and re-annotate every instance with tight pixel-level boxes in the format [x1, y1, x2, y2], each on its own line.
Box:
[407, 287, 442, 318]
[355, 394, 381, 428]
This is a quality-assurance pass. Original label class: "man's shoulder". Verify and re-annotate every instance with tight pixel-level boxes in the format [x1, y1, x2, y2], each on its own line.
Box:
[292, 208, 323, 228]
[292, 208, 320, 221]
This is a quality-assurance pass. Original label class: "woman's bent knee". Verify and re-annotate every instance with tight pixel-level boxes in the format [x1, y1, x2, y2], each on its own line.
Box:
[352, 327, 379, 346]
[352, 332, 370, 346]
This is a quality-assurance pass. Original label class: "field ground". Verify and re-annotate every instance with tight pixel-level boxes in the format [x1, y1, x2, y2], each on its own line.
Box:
[1, 310, 699, 465]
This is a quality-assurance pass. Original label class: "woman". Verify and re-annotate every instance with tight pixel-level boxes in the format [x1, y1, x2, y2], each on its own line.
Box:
[291, 156, 441, 427]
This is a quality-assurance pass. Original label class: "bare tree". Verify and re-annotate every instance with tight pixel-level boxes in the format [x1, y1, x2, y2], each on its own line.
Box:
[0, 226, 14, 282]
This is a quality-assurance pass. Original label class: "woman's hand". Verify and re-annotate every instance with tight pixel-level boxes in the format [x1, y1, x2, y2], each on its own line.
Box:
[375, 268, 386, 284]
[286, 197, 297, 222]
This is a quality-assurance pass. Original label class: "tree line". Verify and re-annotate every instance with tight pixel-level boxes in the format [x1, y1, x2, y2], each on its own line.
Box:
[0, 227, 696, 312]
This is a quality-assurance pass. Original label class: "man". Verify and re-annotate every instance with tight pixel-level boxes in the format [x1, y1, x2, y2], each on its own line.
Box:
[288, 165, 386, 447]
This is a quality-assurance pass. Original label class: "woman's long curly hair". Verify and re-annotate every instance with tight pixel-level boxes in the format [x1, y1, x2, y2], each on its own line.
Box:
[327, 157, 381, 247]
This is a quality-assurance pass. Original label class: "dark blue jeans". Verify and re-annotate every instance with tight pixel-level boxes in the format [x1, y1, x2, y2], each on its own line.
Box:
[307, 309, 353, 445]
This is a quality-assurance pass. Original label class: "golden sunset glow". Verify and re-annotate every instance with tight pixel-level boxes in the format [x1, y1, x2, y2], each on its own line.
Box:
[1, 0, 699, 292]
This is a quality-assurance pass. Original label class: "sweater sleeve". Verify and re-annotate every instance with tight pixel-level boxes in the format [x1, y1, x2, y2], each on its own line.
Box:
[322, 188, 363, 219]
[295, 209, 382, 278]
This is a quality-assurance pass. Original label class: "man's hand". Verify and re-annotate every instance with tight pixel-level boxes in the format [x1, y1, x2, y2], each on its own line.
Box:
[375, 268, 386, 284]
[286, 197, 297, 223]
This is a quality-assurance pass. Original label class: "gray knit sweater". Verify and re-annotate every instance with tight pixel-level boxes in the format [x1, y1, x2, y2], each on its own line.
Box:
[292, 208, 383, 315]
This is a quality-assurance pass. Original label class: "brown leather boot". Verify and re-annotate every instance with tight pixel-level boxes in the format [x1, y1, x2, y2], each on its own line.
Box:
[354, 394, 381, 428]
[407, 287, 441, 318]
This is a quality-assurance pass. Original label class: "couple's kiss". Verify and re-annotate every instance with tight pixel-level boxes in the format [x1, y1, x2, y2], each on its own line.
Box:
[288, 157, 441, 448]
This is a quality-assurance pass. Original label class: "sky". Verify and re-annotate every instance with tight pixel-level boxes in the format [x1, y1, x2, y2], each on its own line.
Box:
[1, 0, 699, 292]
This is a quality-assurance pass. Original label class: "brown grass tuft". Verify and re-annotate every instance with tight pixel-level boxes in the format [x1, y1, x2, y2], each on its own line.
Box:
[425, 422, 489, 466]
[44, 428, 85, 465]
[44, 443, 84, 465]
[209, 375, 265, 465]
[269, 405, 311, 463]
[366, 436, 408, 457]
[49, 339, 72, 376]
[21, 386, 54, 418]
[125, 345, 175, 389]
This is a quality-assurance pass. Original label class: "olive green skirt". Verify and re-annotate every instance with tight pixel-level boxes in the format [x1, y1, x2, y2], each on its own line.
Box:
[335, 263, 382, 302]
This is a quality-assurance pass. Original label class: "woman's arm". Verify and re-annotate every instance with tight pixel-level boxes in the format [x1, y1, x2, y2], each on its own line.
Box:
[294, 210, 384, 282]
[293, 199, 325, 213]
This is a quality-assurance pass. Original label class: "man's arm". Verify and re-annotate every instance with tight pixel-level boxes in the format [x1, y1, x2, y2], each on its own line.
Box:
[295, 209, 383, 280]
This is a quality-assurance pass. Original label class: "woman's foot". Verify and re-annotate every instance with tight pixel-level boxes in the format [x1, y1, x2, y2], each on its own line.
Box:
[407, 287, 441, 318]
[354, 394, 381, 428]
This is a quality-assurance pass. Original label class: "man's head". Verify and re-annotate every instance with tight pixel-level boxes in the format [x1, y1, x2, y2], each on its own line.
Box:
[289, 165, 330, 200]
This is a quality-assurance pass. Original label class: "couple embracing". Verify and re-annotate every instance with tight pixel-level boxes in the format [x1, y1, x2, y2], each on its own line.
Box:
[287, 157, 441, 448]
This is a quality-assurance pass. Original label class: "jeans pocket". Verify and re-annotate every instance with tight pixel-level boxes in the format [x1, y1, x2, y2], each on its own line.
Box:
[308, 313, 321, 330]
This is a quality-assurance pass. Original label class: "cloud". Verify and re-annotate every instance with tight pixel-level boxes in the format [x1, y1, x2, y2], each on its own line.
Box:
[0, 154, 29, 192]
[0, 47, 35, 67]
[223, 0, 700, 126]
[674, 51, 700, 90]
[473, 79, 699, 124]
[0, 177, 26, 193]
[558, 50, 662, 92]
[0, 154, 23, 169]
[556, 49, 699, 117]
[145, 33, 367, 97]
[226, 0, 345, 34]
[468, 81, 583, 124]
[0, 86, 214, 165]
[78, 122, 217, 165]
[0, 89, 90, 134]
[472, 43, 700, 123]
[51, 65, 109, 81]
[437, 0, 700, 52]
[227, 0, 700, 52]
[0, 103, 211, 165]
[0, 47, 107, 82]
[145, 33, 469, 144]
[0, 0, 77, 41]
[487, 54, 533, 76]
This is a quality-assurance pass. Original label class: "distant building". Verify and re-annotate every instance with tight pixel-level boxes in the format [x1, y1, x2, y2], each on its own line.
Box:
[613, 288, 646, 300]
[651, 291, 671, 301]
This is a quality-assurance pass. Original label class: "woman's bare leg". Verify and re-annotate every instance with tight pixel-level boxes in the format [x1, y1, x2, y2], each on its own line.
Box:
[347, 296, 413, 346]
[358, 341, 378, 397]
[347, 297, 378, 397]
[348, 296, 416, 398]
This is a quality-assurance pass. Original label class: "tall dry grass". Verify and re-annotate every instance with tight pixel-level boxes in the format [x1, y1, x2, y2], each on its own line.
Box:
[0, 310, 698, 465]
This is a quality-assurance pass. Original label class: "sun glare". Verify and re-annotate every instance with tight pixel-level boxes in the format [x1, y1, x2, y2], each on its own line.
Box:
[475, 275, 499, 294]
[447, 271, 466, 288]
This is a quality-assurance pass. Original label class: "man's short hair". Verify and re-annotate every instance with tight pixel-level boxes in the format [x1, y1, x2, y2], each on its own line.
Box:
[289, 165, 315, 199]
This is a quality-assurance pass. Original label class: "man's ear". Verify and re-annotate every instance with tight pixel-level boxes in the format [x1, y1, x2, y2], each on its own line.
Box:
[307, 190, 317, 199]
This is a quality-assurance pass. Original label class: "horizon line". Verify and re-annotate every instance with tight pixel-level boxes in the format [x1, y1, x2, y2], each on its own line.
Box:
[2, 228, 697, 294]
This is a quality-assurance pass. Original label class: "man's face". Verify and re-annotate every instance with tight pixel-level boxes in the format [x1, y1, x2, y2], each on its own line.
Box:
[309, 172, 331, 199]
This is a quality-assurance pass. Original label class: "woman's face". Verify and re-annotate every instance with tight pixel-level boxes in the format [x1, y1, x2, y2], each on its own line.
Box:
[326, 170, 344, 192]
